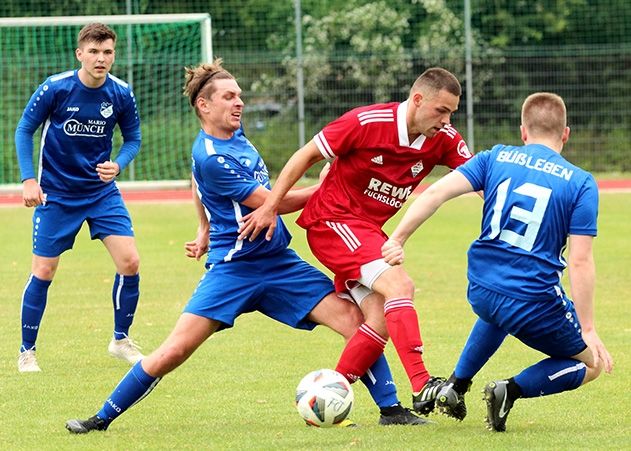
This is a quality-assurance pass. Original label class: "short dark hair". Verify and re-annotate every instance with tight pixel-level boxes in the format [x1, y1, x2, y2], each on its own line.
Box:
[411, 67, 461, 97]
[77, 23, 117, 47]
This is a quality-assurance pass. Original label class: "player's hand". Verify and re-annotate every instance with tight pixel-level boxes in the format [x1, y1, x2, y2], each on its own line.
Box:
[22, 178, 46, 207]
[185, 227, 209, 260]
[582, 329, 614, 374]
[238, 204, 277, 242]
[96, 160, 120, 182]
[381, 238, 404, 265]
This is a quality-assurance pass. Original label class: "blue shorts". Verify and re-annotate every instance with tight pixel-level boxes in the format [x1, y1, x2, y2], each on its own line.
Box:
[184, 248, 334, 331]
[468, 282, 587, 357]
[32, 188, 134, 257]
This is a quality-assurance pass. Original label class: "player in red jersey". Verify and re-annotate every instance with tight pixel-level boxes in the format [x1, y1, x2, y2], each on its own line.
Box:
[239, 67, 472, 414]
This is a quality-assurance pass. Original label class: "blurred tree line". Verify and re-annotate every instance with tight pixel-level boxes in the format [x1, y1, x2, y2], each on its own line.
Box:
[4, 0, 629, 48]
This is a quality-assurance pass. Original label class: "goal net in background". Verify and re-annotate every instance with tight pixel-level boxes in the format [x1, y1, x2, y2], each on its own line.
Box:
[0, 14, 211, 187]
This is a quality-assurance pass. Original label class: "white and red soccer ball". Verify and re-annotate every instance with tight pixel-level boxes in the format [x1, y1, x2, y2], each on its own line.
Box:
[295, 369, 354, 427]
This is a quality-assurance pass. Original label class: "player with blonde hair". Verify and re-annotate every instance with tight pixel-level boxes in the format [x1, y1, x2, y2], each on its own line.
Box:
[382, 92, 613, 431]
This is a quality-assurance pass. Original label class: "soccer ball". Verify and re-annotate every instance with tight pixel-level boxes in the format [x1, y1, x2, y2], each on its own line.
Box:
[295, 369, 354, 427]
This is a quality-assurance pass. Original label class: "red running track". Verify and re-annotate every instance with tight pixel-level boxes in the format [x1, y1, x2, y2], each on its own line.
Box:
[1, 179, 630, 205]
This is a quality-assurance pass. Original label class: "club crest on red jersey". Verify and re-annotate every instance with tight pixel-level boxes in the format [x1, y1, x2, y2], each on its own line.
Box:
[411, 160, 424, 177]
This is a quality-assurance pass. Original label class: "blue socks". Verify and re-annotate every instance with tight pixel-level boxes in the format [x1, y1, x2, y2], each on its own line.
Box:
[20, 274, 52, 352]
[514, 358, 586, 398]
[97, 361, 160, 423]
[360, 354, 399, 409]
[453, 318, 586, 399]
[20, 272, 140, 351]
[94, 356, 397, 425]
[454, 318, 507, 379]
[112, 273, 140, 340]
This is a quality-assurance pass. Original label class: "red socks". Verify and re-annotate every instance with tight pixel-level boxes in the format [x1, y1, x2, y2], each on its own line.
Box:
[384, 297, 429, 392]
[335, 323, 386, 382]
[335, 299, 431, 392]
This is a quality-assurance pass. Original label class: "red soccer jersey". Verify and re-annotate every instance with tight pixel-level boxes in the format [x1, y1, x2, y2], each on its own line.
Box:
[297, 101, 472, 229]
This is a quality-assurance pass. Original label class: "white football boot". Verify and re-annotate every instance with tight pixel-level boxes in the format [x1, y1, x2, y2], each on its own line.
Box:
[108, 336, 144, 364]
[18, 349, 42, 372]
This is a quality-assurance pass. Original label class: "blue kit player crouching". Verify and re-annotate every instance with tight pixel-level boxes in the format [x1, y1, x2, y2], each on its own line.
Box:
[382, 92, 613, 431]
[15, 23, 144, 372]
[65, 59, 425, 434]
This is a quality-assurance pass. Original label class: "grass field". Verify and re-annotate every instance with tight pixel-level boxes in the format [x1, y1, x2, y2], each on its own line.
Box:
[1, 193, 629, 450]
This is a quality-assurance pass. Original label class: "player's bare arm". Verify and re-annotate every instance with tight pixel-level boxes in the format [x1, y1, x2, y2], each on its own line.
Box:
[382, 170, 474, 265]
[22, 178, 46, 207]
[567, 234, 614, 373]
[238, 140, 324, 241]
[185, 176, 210, 260]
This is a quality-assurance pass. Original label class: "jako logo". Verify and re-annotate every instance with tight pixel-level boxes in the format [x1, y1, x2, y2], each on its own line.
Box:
[106, 398, 122, 413]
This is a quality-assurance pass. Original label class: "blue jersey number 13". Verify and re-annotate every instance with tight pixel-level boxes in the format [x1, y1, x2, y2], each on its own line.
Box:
[489, 178, 552, 252]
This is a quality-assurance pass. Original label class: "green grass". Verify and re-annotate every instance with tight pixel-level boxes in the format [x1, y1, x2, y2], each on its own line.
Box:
[1, 193, 630, 450]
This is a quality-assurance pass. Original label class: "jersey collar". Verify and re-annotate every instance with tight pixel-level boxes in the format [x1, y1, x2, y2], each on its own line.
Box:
[397, 100, 426, 150]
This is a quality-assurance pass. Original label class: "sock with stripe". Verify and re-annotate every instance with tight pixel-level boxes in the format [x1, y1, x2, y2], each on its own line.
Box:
[335, 323, 386, 383]
[383, 298, 429, 392]
[513, 358, 586, 398]
[360, 354, 399, 409]
[112, 273, 140, 340]
[20, 274, 52, 352]
[96, 361, 160, 424]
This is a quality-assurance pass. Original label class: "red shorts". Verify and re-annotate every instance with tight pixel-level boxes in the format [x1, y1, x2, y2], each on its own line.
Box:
[305, 219, 388, 293]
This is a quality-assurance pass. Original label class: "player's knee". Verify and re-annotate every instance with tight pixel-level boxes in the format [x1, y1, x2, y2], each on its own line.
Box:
[331, 303, 364, 340]
[119, 254, 140, 275]
[359, 301, 388, 338]
[346, 305, 364, 330]
[152, 343, 191, 375]
[582, 360, 604, 385]
[31, 262, 57, 280]
[389, 272, 415, 298]
[375, 267, 415, 299]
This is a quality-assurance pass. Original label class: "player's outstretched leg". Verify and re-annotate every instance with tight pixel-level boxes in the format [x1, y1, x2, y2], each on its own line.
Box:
[412, 376, 446, 415]
[435, 374, 472, 421]
[66, 361, 160, 434]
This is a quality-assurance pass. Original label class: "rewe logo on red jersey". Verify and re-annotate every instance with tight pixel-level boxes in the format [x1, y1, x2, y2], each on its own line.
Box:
[364, 177, 413, 209]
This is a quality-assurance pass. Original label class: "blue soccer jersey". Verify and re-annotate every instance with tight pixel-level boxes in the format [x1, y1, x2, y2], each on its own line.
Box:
[457, 143, 598, 301]
[191, 127, 291, 264]
[15, 70, 141, 196]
